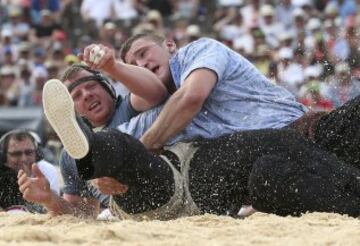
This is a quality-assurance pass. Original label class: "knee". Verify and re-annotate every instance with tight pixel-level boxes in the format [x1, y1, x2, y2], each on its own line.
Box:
[248, 155, 302, 216]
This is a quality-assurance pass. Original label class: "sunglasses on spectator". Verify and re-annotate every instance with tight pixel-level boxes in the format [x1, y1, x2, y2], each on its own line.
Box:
[7, 149, 36, 158]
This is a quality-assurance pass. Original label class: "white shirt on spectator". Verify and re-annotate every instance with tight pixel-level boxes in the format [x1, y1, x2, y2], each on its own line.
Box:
[240, 4, 260, 28]
[278, 62, 304, 96]
[80, 0, 113, 27]
[260, 21, 285, 48]
[113, 0, 138, 20]
[37, 160, 60, 195]
[275, 3, 295, 30]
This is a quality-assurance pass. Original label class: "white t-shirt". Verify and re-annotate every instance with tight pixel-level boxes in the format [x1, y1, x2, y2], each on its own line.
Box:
[80, 0, 113, 27]
[113, 0, 138, 20]
[37, 160, 60, 195]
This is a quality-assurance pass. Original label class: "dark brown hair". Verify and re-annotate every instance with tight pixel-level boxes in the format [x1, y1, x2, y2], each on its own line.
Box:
[60, 63, 90, 82]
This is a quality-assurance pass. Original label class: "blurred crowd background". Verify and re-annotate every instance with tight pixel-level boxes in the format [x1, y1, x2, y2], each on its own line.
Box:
[0, 0, 360, 163]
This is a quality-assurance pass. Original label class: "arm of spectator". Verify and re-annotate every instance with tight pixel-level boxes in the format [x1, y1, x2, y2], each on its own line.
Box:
[213, 7, 237, 33]
[18, 164, 99, 217]
[80, 0, 91, 21]
[140, 68, 217, 150]
[81, 44, 168, 111]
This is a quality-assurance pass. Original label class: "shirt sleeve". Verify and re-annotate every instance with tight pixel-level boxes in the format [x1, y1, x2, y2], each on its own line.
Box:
[179, 38, 230, 86]
[122, 94, 140, 119]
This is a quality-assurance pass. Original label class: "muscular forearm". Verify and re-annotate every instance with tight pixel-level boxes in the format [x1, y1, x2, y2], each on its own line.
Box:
[104, 61, 168, 105]
[141, 90, 203, 149]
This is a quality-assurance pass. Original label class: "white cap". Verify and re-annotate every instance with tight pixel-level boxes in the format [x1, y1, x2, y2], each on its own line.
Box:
[104, 22, 117, 30]
[260, 5, 275, 16]
[304, 66, 321, 78]
[40, 9, 52, 16]
[218, 0, 244, 7]
[32, 66, 48, 78]
[278, 47, 293, 60]
[324, 20, 334, 29]
[0, 66, 16, 76]
[293, 8, 306, 18]
[1, 29, 12, 37]
[147, 10, 162, 21]
[335, 62, 350, 74]
[279, 31, 294, 41]
[186, 24, 200, 37]
[324, 2, 338, 15]
[307, 18, 321, 31]
[292, 0, 312, 7]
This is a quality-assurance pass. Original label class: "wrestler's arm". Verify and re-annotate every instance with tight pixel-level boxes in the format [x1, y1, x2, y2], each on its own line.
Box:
[140, 68, 217, 150]
[82, 44, 168, 111]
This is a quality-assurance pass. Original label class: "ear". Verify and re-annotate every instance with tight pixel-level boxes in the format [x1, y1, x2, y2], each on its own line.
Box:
[163, 39, 177, 54]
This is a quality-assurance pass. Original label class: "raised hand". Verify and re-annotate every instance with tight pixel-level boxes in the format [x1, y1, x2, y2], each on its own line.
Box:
[80, 44, 117, 72]
[17, 164, 52, 205]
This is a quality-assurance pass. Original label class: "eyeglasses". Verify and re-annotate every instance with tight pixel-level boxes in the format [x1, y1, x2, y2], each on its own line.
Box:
[7, 149, 36, 158]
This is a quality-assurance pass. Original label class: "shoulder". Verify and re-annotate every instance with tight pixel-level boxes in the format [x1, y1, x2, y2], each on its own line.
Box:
[181, 38, 224, 52]
[108, 95, 138, 128]
[176, 38, 229, 62]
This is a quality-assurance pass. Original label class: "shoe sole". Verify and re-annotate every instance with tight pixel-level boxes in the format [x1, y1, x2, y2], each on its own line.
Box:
[43, 79, 89, 159]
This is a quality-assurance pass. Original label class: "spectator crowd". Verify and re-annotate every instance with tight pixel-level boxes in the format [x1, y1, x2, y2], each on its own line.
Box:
[1, 0, 360, 149]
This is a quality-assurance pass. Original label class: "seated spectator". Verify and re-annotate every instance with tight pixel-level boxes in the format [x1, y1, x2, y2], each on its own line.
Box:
[17, 61, 35, 107]
[2, 6, 30, 44]
[0, 129, 60, 194]
[298, 81, 334, 112]
[252, 44, 272, 76]
[16, 42, 33, 64]
[30, 66, 49, 106]
[275, 0, 295, 31]
[30, 0, 61, 25]
[30, 9, 62, 46]
[240, 0, 261, 29]
[213, 7, 247, 43]
[0, 66, 19, 106]
[80, 0, 113, 28]
[276, 47, 304, 96]
[0, 163, 31, 212]
[327, 62, 360, 107]
[112, 0, 139, 29]
[259, 4, 285, 48]
[172, 0, 199, 20]
[144, 10, 166, 36]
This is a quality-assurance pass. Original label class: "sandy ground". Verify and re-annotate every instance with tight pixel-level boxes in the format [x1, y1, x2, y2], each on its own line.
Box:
[0, 212, 358, 246]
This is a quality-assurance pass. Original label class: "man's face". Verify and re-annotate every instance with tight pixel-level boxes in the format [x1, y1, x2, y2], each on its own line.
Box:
[6, 137, 36, 172]
[64, 70, 114, 127]
[124, 38, 174, 87]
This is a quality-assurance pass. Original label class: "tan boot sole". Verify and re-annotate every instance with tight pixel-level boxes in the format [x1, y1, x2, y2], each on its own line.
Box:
[43, 79, 89, 159]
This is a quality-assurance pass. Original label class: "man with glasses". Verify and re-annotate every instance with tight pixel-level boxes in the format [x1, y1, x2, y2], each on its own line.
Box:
[1, 130, 60, 196]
